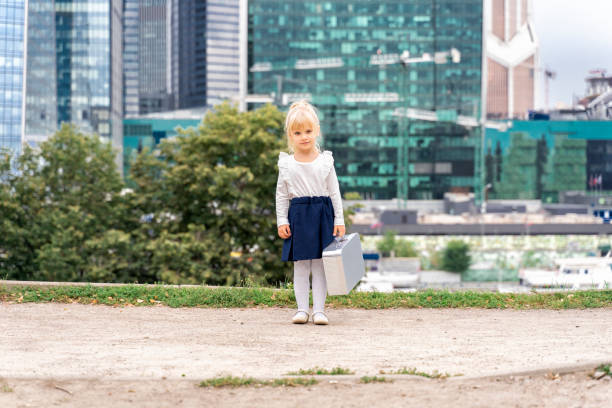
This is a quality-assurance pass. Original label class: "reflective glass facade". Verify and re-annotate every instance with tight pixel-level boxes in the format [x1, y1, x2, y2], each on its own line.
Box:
[485, 120, 612, 202]
[248, 0, 483, 199]
[123, 115, 201, 177]
[55, 0, 123, 170]
[0, 0, 26, 156]
[138, 0, 172, 113]
[174, 0, 208, 108]
[123, 0, 241, 116]
[206, 0, 239, 107]
[123, 0, 139, 116]
[25, 0, 58, 146]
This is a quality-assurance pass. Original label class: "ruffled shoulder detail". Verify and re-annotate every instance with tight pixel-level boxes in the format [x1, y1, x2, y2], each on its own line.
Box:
[278, 151, 291, 167]
[321, 150, 334, 163]
[321, 150, 334, 178]
[278, 152, 290, 183]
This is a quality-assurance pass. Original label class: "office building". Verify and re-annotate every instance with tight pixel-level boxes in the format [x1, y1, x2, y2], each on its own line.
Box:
[11, 0, 126, 170]
[123, 108, 205, 177]
[124, 0, 240, 116]
[0, 0, 26, 156]
[24, 0, 57, 146]
[485, 0, 538, 120]
[55, 0, 124, 171]
[248, 0, 484, 200]
[581, 71, 612, 120]
[205, 0, 240, 107]
[485, 120, 612, 201]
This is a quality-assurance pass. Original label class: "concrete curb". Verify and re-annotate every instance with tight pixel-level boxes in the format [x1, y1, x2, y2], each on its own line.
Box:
[3, 362, 607, 383]
[453, 360, 608, 381]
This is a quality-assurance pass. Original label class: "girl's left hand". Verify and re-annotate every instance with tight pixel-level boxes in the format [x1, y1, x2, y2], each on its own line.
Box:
[333, 225, 346, 237]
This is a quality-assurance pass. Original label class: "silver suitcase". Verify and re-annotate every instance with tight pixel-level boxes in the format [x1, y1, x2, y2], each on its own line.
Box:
[322, 233, 366, 295]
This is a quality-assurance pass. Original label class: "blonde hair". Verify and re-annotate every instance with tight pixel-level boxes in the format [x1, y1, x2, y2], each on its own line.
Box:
[284, 100, 321, 152]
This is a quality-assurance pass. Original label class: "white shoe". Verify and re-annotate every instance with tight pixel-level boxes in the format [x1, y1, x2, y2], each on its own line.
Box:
[312, 312, 329, 325]
[292, 311, 309, 324]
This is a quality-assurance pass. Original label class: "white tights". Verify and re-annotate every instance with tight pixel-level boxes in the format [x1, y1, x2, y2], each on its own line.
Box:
[293, 258, 327, 314]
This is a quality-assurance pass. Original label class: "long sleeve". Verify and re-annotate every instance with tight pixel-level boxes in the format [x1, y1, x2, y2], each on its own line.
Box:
[276, 172, 290, 226]
[327, 166, 345, 226]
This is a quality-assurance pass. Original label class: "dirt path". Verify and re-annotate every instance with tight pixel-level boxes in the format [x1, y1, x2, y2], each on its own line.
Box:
[1, 303, 611, 407]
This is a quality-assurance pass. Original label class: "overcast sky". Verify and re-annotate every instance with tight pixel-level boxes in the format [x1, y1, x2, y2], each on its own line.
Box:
[532, 0, 612, 109]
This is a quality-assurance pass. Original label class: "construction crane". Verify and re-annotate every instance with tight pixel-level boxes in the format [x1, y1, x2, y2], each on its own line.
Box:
[543, 68, 557, 111]
[517, 62, 556, 111]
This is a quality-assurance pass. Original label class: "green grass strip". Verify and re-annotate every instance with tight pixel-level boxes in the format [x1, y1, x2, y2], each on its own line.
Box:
[360, 376, 391, 384]
[199, 376, 317, 388]
[379, 367, 457, 378]
[595, 364, 611, 377]
[1, 283, 611, 309]
[285, 367, 355, 376]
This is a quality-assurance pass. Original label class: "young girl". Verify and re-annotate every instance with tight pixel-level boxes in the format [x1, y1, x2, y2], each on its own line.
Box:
[276, 100, 345, 325]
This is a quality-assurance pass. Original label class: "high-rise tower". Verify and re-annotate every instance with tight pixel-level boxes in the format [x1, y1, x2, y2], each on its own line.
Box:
[485, 0, 538, 119]
[24, 0, 57, 147]
[124, 0, 241, 115]
[0, 0, 27, 156]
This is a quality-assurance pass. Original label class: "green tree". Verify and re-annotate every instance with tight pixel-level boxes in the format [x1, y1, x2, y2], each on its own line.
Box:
[342, 191, 363, 231]
[394, 239, 418, 258]
[0, 124, 126, 281]
[129, 102, 290, 285]
[441, 240, 471, 273]
[343, 191, 362, 200]
[376, 230, 397, 256]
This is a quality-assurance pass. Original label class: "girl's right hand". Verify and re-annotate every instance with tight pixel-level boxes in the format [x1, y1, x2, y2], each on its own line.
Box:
[278, 224, 291, 239]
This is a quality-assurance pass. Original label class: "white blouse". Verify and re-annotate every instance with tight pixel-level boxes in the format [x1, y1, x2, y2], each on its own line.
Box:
[276, 150, 344, 227]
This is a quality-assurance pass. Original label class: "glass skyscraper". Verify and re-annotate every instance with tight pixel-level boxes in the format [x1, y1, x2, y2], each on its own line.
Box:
[205, 0, 240, 107]
[248, 0, 484, 200]
[124, 0, 241, 116]
[173, 0, 207, 108]
[24, 0, 57, 146]
[54, 0, 123, 169]
[123, 0, 140, 116]
[0, 0, 26, 156]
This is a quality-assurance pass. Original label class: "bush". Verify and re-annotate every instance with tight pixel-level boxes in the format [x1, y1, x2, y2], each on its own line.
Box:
[375, 230, 417, 258]
[441, 240, 471, 273]
[376, 230, 397, 256]
[394, 239, 418, 258]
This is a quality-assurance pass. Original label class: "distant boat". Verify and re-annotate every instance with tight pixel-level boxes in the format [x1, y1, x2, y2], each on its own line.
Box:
[519, 253, 612, 289]
[358, 271, 419, 290]
[357, 255, 420, 292]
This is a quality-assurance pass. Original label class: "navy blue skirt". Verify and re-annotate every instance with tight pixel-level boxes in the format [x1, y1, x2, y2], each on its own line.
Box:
[281, 196, 335, 262]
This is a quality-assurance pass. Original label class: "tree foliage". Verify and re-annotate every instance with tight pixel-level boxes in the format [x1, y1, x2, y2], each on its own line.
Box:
[376, 230, 397, 256]
[0, 103, 292, 286]
[394, 239, 418, 258]
[128, 102, 289, 285]
[441, 240, 471, 273]
[375, 230, 417, 258]
[0, 124, 124, 280]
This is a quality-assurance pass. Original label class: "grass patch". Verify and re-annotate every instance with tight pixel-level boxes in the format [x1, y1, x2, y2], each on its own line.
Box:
[379, 367, 458, 379]
[199, 376, 317, 388]
[286, 367, 354, 376]
[1, 283, 611, 309]
[1, 383, 13, 393]
[595, 364, 611, 378]
[360, 376, 391, 384]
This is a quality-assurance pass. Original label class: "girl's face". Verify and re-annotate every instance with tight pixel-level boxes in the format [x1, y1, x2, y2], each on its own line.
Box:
[289, 123, 318, 154]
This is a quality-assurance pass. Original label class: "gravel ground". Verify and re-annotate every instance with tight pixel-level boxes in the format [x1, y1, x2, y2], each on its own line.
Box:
[1, 303, 611, 407]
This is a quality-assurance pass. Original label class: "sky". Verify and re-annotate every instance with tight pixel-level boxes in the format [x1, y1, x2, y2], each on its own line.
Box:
[532, 0, 612, 109]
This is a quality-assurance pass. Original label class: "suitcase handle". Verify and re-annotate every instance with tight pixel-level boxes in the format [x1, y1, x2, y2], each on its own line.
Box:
[331, 235, 348, 249]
